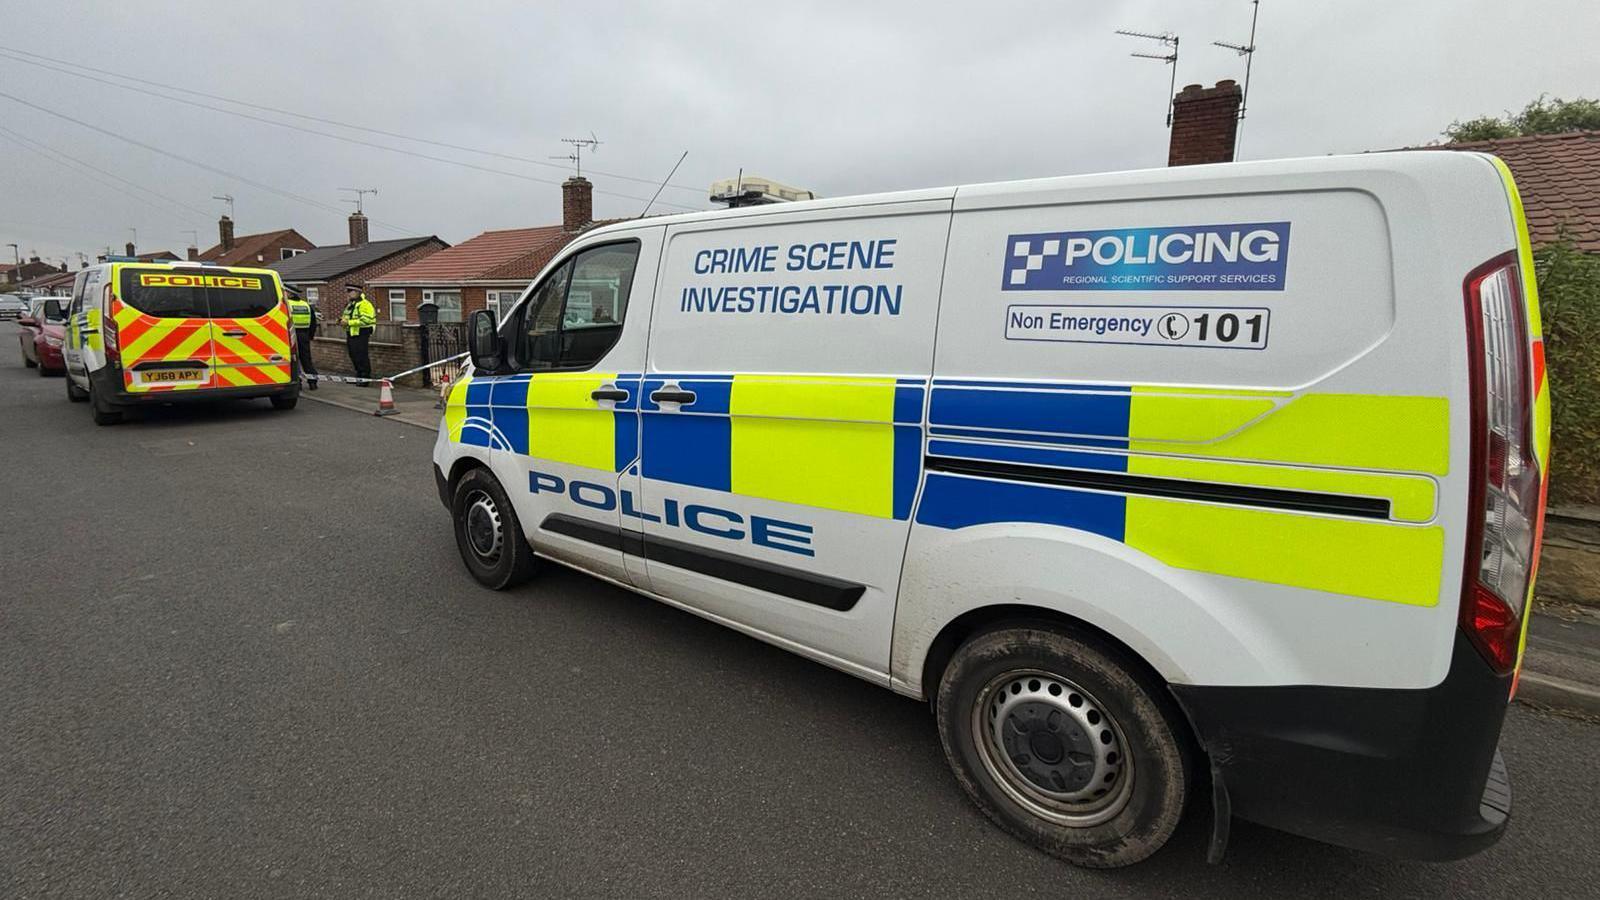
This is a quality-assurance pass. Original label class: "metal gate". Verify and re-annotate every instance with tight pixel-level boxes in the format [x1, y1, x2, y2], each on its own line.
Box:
[417, 322, 467, 387]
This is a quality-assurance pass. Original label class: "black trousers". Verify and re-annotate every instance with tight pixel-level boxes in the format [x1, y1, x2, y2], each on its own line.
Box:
[295, 328, 317, 381]
[347, 329, 372, 379]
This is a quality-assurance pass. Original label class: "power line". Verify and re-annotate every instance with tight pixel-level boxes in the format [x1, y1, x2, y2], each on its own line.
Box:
[0, 123, 211, 219]
[0, 51, 701, 213]
[0, 47, 708, 202]
[0, 88, 422, 235]
[0, 130, 198, 230]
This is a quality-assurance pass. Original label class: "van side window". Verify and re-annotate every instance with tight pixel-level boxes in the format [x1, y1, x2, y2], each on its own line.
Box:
[514, 241, 639, 371]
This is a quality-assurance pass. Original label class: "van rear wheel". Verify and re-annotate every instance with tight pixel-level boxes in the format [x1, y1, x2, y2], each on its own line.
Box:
[935, 624, 1191, 868]
[270, 394, 298, 411]
[451, 467, 536, 590]
[88, 379, 123, 425]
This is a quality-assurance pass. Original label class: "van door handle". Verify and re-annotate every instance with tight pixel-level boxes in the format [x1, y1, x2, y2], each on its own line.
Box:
[591, 386, 629, 402]
[650, 388, 697, 405]
[221, 329, 248, 338]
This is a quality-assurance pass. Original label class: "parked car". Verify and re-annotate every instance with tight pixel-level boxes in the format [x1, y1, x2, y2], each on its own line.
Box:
[18, 296, 69, 374]
[0, 293, 28, 320]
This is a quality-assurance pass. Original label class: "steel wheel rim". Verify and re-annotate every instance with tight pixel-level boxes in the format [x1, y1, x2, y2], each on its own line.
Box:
[971, 668, 1135, 828]
[463, 489, 504, 563]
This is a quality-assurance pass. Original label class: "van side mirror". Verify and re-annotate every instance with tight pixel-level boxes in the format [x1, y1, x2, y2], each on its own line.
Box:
[43, 299, 63, 320]
[467, 309, 505, 373]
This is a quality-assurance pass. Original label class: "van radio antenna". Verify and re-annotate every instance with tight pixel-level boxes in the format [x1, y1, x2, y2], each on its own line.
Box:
[339, 187, 379, 213]
[552, 133, 602, 177]
[1213, 0, 1263, 156]
[212, 193, 234, 218]
[1115, 29, 1181, 126]
[639, 150, 689, 219]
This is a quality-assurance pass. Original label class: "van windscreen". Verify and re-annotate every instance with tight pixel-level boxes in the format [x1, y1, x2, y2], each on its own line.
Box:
[118, 270, 280, 319]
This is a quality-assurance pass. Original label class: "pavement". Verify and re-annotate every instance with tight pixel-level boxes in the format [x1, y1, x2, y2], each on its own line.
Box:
[300, 376, 444, 431]
[3, 322, 1599, 897]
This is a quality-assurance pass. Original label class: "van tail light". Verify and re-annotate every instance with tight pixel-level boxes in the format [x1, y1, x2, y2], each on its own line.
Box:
[101, 284, 121, 363]
[1461, 252, 1542, 676]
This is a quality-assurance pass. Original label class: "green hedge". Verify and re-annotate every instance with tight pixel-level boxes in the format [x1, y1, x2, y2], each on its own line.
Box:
[1535, 238, 1600, 505]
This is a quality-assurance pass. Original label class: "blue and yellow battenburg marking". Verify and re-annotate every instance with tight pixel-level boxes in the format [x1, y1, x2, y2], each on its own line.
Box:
[918, 380, 1450, 607]
[447, 370, 1453, 608]
[445, 371, 924, 520]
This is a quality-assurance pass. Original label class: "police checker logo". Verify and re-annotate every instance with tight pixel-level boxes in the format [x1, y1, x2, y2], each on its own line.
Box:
[1001, 222, 1291, 291]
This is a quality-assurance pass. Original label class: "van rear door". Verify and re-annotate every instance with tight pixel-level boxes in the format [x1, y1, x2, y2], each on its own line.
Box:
[205, 270, 292, 389]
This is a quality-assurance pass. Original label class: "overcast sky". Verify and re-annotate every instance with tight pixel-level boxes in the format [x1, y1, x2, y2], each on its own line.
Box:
[2, 0, 1595, 265]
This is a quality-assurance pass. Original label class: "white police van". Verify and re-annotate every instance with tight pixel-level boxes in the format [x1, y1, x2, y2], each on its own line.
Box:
[432, 152, 1549, 867]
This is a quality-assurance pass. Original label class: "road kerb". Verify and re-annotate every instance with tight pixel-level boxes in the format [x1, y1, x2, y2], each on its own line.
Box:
[1516, 670, 1600, 717]
[301, 388, 440, 432]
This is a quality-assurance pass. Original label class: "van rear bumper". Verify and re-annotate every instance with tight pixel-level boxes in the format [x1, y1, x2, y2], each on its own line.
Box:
[91, 366, 299, 404]
[1171, 630, 1512, 861]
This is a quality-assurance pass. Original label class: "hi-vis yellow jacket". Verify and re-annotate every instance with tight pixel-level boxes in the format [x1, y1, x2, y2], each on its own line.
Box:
[340, 295, 376, 336]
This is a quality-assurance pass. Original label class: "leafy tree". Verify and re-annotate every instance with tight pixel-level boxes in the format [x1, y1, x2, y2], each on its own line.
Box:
[1445, 96, 1600, 142]
[1535, 235, 1600, 505]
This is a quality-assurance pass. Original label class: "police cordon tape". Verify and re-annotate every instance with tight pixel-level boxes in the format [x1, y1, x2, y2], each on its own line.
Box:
[303, 351, 469, 416]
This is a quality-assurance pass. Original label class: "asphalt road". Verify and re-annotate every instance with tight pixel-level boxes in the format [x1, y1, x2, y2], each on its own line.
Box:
[2, 323, 1597, 898]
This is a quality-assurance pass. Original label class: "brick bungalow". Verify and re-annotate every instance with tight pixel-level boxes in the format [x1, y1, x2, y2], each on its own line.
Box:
[193, 215, 315, 266]
[2, 254, 64, 287]
[17, 267, 77, 296]
[370, 176, 602, 323]
[267, 212, 448, 322]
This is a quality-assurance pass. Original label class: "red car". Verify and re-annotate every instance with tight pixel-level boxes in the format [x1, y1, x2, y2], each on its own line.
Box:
[17, 297, 68, 375]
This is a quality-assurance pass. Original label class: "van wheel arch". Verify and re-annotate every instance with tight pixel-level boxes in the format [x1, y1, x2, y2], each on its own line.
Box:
[448, 456, 490, 492]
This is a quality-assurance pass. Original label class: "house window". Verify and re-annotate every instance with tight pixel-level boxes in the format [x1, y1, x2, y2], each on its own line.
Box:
[389, 290, 407, 322]
[280, 248, 305, 260]
[304, 286, 319, 312]
[486, 289, 521, 320]
[423, 290, 463, 323]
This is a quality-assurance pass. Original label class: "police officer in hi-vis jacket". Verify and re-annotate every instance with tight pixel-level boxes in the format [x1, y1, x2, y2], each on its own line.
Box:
[340, 284, 377, 384]
[285, 285, 319, 390]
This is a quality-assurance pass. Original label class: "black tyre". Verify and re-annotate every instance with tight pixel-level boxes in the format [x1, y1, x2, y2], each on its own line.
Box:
[936, 624, 1192, 869]
[451, 467, 537, 590]
[270, 394, 298, 411]
[37, 360, 49, 376]
[65, 373, 89, 402]
[88, 379, 124, 426]
[23, 352, 37, 368]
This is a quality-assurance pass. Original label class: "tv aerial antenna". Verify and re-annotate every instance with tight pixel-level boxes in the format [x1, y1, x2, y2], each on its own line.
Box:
[1213, 0, 1263, 155]
[339, 187, 379, 213]
[552, 133, 602, 177]
[212, 193, 234, 218]
[1116, 29, 1181, 126]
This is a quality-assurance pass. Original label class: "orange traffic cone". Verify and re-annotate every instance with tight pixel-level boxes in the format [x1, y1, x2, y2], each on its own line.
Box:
[374, 378, 398, 416]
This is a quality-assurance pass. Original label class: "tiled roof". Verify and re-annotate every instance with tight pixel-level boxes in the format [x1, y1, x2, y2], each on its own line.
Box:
[371, 225, 571, 284]
[268, 236, 444, 282]
[1405, 130, 1600, 252]
[197, 229, 307, 266]
[483, 220, 626, 280]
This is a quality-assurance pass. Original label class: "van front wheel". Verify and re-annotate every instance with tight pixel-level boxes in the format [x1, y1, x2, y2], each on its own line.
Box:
[935, 625, 1191, 868]
[451, 467, 536, 590]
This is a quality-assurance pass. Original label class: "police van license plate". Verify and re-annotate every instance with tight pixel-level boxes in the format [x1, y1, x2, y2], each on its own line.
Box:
[142, 369, 204, 384]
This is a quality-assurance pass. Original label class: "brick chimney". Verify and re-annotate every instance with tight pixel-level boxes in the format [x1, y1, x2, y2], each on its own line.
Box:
[187, 244, 199, 261]
[218, 214, 236, 251]
[125, 241, 137, 257]
[562, 176, 593, 232]
[348, 211, 369, 247]
[1168, 80, 1243, 167]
